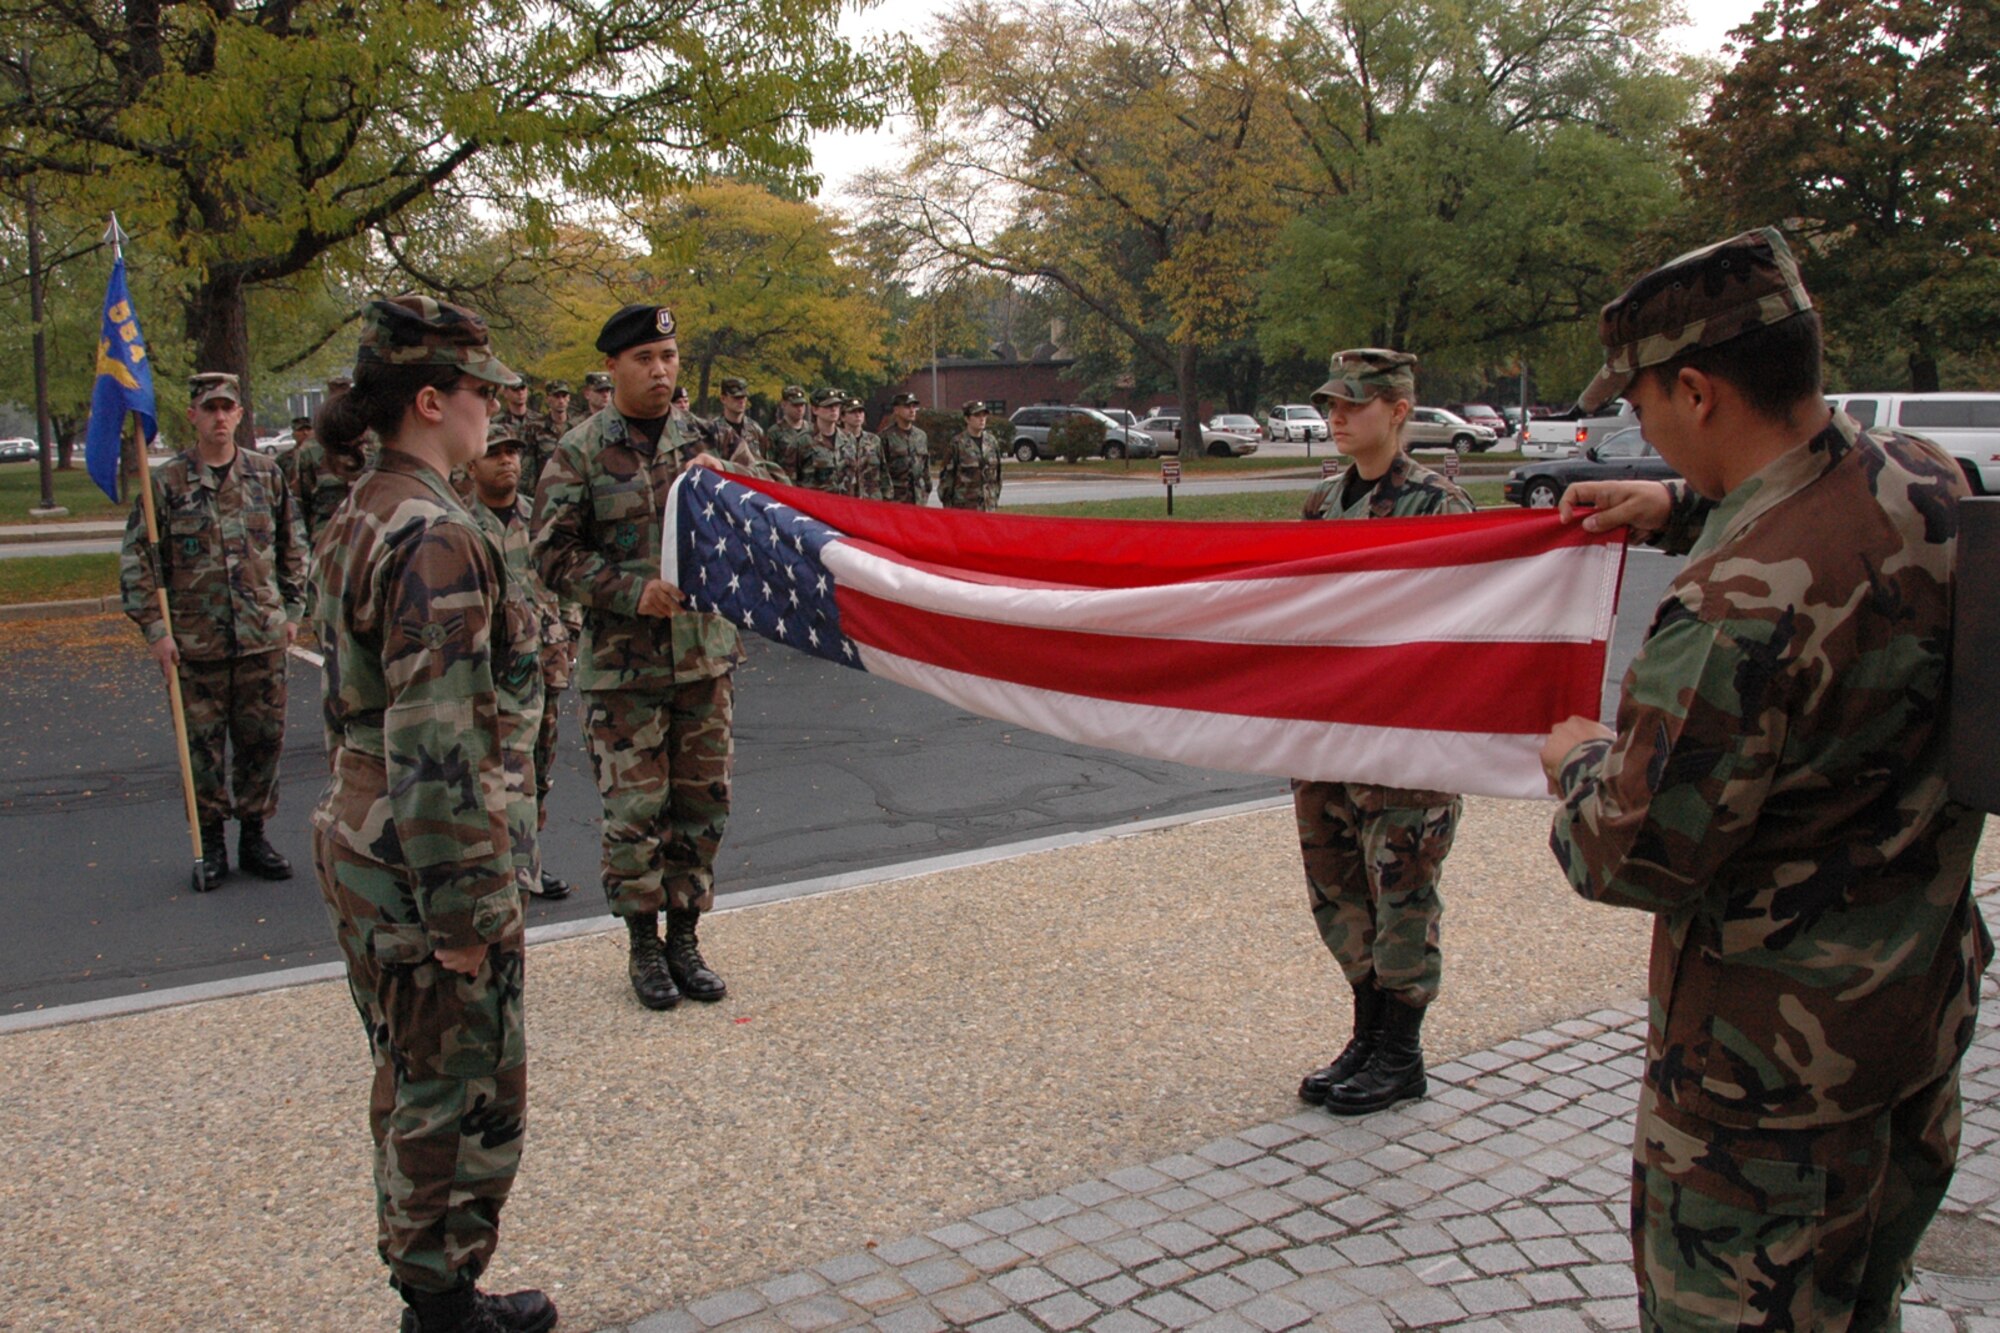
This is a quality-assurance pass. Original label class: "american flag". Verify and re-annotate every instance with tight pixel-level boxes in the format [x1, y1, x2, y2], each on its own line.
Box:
[663, 469, 1626, 799]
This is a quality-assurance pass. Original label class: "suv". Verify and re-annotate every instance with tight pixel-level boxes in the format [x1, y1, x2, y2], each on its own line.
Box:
[1006, 405, 1157, 461]
[1267, 404, 1329, 443]
[1405, 407, 1499, 454]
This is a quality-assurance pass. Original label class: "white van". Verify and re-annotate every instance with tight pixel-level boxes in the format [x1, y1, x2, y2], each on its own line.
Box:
[1827, 392, 2000, 494]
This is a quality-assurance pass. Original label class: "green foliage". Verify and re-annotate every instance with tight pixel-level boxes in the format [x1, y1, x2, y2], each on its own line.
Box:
[1679, 0, 2000, 391]
[1048, 411, 1107, 461]
[915, 408, 965, 444]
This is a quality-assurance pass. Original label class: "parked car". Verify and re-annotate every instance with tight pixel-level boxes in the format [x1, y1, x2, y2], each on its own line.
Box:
[1826, 391, 2000, 493]
[1266, 404, 1329, 443]
[1097, 408, 1142, 430]
[0, 436, 40, 463]
[1504, 426, 1679, 508]
[1135, 415, 1260, 458]
[1208, 413, 1265, 441]
[1405, 407, 1499, 454]
[1445, 403, 1508, 436]
[1006, 404, 1157, 461]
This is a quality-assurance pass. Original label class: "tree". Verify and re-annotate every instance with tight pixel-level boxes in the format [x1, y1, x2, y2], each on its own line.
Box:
[1679, 0, 2000, 391]
[0, 0, 922, 441]
[1258, 0, 1693, 402]
[859, 0, 1301, 459]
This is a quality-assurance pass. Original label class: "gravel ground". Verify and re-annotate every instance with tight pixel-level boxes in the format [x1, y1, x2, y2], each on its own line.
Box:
[1, 801, 1991, 1331]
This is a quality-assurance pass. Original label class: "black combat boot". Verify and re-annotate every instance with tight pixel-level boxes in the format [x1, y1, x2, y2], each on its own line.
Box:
[1321, 995, 1427, 1116]
[193, 822, 228, 892]
[400, 1282, 558, 1332]
[664, 906, 727, 1002]
[531, 868, 572, 901]
[236, 816, 294, 880]
[1299, 982, 1384, 1104]
[626, 910, 681, 1010]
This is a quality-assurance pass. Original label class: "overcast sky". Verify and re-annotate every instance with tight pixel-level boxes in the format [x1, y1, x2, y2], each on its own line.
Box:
[808, 0, 1767, 202]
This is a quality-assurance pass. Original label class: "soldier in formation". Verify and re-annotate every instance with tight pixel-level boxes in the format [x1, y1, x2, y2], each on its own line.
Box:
[880, 391, 931, 504]
[935, 400, 1002, 510]
[465, 422, 574, 901]
[581, 370, 613, 419]
[1542, 229, 1990, 1329]
[1290, 349, 1473, 1117]
[289, 372, 372, 548]
[834, 395, 886, 499]
[765, 384, 812, 483]
[308, 296, 554, 1333]
[120, 373, 307, 891]
[778, 386, 841, 490]
[534, 304, 780, 1012]
[706, 375, 766, 463]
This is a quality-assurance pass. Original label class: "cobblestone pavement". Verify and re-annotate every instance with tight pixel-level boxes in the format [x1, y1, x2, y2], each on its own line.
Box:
[607, 894, 2000, 1333]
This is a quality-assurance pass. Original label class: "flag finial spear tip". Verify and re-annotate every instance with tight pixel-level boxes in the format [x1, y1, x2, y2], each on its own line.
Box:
[102, 214, 127, 259]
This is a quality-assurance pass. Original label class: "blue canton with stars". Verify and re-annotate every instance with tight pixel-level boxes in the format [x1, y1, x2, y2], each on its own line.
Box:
[676, 472, 863, 670]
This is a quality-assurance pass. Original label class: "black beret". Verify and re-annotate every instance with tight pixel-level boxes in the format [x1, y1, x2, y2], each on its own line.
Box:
[596, 304, 678, 356]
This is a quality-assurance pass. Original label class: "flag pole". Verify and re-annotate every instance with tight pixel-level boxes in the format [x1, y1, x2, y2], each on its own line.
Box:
[108, 216, 206, 879]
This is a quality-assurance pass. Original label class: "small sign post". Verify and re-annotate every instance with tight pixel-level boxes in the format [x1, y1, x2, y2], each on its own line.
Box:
[1444, 449, 1461, 480]
[1321, 458, 1339, 479]
[1162, 455, 1181, 514]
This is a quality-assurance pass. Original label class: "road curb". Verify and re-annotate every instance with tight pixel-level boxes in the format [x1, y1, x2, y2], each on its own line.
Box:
[0, 594, 120, 622]
[0, 522, 124, 545]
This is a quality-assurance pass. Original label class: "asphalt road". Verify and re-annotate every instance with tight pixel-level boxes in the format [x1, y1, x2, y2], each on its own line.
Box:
[1, 552, 1677, 1014]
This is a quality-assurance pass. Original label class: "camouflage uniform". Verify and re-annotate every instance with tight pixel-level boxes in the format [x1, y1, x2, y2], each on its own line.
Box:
[937, 413, 1003, 510]
[120, 437, 308, 834]
[834, 424, 887, 501]
[881, 419, 931, 504]
[290, 435, 378, 547]
[1293, 451, 1473, 1009]
[533, 407, 776, 918]
[469, 482, 567, 872]
[1548, 229, 1993, 1330]
[310, 297, 541, 1307]
[494, 408, 554, 500]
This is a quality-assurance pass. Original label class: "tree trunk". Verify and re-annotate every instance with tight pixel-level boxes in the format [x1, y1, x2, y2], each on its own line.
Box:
[1177, 339, 1202, 465]
[1908, 341, 1940, 394]
[187, 273, 257, 448]
[55, 415, 77, 469]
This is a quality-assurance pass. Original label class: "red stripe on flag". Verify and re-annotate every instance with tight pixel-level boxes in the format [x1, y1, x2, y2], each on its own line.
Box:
[833, 587, 1605, 735]
[726, 475, 1618, 590]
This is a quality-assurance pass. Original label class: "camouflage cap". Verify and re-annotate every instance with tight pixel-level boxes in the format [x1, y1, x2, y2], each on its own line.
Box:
[356, 295, 520, 386]
[188, 372, 242, 408]
[719, 375, 749, 396]
[811, 386, 844, 408]
[544, 380, 572, 396]
[841, 396, 866, 413]
[583, 371, 613, 391]
[782, 384, 808, 404]
[596, 303, 677, 356]
[891, 391, 921, 407]
[290, 415, 312, 430]
[1580, 226, 1814, 412]
[483, 419, 527, 451]
[1312, 349, 1417, 406]
[962, 400, 990, 416]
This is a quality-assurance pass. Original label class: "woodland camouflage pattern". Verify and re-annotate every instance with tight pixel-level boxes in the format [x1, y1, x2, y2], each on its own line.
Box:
[1312, 347, 1419, 404]
[1549, 413, 1993, 1326]
[707, 411, 767, 466]
[584, 676, 733, 915]
[121, 445, 308, 657]
[936, 426, 1003, 510]
[1293, 448, 1472, 1007]
[178, 654, 288, 826]
[289, 435, 381, 544]
[834, 428, 886, 500]
[470, 488, 563, 859]
[763, 418, 814, 486]
[310, 447, 539, 1296]
[880, 421, 931, 504]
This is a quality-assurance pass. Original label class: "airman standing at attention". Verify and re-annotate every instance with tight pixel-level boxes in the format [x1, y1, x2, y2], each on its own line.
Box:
[275, 414, 314, 490]
[1292, 349, 1473, 1118]
[523, 380, 573, 501]
[764, 385, 812, 482]
[880, 391, 931, 504]
[935, 400, 1002, 511]
[581, 371, 613, 419]
[533, 304, 782, 1011]
[1542, 229, 1990, 1331]
[834, 396, 886, 500]
[707, 376, 767, 464]
[289, 372, 373, 549]
[121, 373, 308, 891]
[309, 296, 554, 1333]
[782, 387, 842, 491]
[465, 423, 572, 901]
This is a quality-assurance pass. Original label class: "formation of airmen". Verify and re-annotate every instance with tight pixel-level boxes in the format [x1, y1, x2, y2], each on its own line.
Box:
[110, 227, 1991, 1333]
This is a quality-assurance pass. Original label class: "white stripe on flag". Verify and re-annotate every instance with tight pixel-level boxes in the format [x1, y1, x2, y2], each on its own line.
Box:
[823, 542, 1619, 647]
[856, 645, 1555, 800]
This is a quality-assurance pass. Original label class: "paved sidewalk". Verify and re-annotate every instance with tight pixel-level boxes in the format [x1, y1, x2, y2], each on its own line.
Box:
[608, 895, 2000, 1333]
